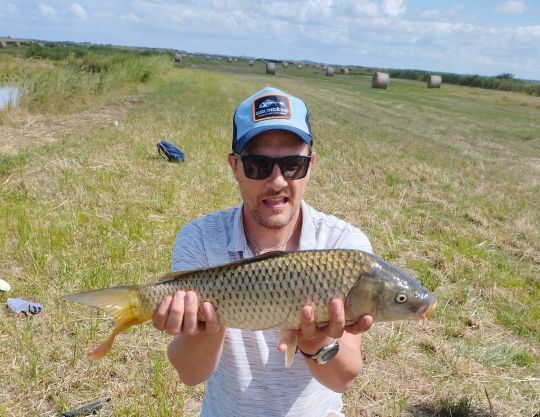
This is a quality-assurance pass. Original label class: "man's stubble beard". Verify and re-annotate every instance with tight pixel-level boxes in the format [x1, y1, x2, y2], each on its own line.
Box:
[252, 206, 298, 229]
[247, 200, 299, 229]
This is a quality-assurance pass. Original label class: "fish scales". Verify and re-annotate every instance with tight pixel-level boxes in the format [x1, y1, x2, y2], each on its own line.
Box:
[138, 250, 366, 330]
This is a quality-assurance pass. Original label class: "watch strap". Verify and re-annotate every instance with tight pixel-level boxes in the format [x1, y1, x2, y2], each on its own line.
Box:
[298, 339, 339, 364]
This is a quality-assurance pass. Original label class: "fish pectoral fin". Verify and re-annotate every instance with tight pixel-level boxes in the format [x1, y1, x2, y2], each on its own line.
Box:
[279, 329, 298, 368]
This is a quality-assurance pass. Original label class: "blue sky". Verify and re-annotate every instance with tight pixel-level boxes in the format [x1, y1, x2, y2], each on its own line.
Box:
[1, 0, 540, 80]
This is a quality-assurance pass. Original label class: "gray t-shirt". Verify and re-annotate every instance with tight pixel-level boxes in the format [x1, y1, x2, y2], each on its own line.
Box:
[171, 201, 372, 417]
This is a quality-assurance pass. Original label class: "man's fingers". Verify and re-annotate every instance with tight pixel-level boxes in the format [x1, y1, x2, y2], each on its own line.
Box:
[299, 305, 317, 340]
[345, 314, 374, 334]
[153, 291, 219, 337]
[152, 295, 173, 331]
[164, 291, 185, 335]
[182, 291, 199, 335]
[327, 299, 345, 339]
[202, 301, 220, 333]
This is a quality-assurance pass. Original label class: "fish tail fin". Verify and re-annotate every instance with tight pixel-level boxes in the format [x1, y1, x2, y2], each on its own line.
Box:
[65, 286, 150, 359]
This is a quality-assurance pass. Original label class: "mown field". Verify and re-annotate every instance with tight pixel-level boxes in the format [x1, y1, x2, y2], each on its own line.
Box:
[0, 47, 539, 417]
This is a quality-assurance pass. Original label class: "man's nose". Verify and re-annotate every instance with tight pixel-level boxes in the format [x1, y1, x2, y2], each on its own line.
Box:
[266, 163, 288, 188]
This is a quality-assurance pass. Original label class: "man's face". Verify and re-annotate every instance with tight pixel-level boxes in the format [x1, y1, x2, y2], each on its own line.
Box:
[228, 130, 316, 229]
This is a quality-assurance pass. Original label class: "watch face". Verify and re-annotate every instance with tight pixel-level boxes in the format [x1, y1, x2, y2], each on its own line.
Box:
[320, 344, 340, 363]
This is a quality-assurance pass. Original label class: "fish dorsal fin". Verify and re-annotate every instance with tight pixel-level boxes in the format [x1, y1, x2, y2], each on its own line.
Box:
[154, 251, 291, 284]
[156, 269, 192, 283]
[252, 250, 288, 259]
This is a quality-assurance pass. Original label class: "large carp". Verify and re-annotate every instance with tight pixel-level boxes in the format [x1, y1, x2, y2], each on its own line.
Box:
[65, 249, 436, 366]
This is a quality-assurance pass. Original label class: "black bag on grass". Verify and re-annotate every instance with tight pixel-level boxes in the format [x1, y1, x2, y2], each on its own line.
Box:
[157, 140, 185, 163]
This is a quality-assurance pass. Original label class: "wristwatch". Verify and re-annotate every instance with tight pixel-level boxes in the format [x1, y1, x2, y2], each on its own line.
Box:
[298, 339, 340, 364]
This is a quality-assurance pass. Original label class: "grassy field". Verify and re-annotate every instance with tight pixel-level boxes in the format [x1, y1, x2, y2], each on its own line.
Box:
[0, 48, 539, 417]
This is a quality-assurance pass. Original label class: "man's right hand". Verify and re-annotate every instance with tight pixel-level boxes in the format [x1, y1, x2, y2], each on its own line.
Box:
[156, 291, 225, 386]
[152, 290, 221, 336]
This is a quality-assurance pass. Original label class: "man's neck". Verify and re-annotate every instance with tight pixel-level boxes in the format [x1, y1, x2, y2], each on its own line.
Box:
[242, 208, 302, 255]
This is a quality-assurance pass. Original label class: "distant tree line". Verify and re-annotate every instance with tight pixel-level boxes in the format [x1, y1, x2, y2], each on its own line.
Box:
[388, 69, 540, 96]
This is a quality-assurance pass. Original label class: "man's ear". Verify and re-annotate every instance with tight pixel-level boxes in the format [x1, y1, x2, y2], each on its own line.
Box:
[310, 151, 317, 169]
[227, 154, 240, 181]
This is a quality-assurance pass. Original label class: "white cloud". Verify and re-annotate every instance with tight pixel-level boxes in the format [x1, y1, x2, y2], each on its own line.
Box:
[38, 3, 56, 17]
[351, 1, 379, 17]
[342, 0, 407, 19]
[420, 3, 463, 19]
[496, 0, 525, 14]
[71, 3, 87, 19]
[382, 0, 406, 18]
[421, 9, 440, 18]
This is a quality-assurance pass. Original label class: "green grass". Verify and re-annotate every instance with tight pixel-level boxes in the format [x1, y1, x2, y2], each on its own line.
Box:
[1, 52, 539, 416]
[0, 151, 32, 177]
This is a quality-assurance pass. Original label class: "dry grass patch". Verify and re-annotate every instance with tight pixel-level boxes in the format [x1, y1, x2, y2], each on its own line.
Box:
[0, 97, 140, 155]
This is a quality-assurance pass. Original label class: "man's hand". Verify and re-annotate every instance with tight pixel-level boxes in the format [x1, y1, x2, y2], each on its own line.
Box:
[152, 290, 221, 336]
[294, 299, 373, 355]
[157, 291, 226, 386]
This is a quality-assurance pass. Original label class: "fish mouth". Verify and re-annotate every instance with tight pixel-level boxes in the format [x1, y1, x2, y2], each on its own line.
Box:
[418, 301, 437, 321]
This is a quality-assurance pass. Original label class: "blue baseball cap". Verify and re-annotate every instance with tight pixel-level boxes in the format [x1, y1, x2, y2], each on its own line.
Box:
[232, 87, 313, 154]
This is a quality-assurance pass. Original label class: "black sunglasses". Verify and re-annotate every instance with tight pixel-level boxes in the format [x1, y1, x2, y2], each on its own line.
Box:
[232, 153, 312, 180]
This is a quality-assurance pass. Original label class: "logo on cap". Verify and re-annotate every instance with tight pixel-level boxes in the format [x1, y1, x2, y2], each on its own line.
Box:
[252, 94, 291, 122]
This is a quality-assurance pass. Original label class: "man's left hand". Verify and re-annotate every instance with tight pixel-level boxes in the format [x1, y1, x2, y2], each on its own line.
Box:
[295, 299, 373, 355]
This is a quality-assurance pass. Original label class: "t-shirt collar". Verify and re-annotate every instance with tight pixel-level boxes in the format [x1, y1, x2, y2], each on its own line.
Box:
[298, 200, 317, 250]
[227, 204, 249, 254]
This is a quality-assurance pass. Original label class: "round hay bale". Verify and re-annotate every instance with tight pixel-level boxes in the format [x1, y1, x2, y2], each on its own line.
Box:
[315, 64, 320, 69]
[325, 66, 335, 77]
[282, 61, 289, 68]
[248, 59, 254, 66]
[297, 63, 303, 69]
[174, 54, 182, 63]
[266, 62, 276, 75]
[371, 72, 389, 89]
[206, 55, 211, 60]
[427, 75, 442, 88]
[227, 57, 233, 63]
[340, 67, 349, 75]
[0, 40, 7, 48]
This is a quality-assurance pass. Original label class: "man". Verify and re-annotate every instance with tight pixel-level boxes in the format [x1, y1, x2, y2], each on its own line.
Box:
[153, 87, 373, 417]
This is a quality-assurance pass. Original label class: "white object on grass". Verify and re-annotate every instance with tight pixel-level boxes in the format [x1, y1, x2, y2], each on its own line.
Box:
[0, 278, 11, 292]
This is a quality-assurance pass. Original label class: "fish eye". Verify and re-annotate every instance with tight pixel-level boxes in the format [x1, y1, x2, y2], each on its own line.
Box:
[395, 293, 408, 303]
